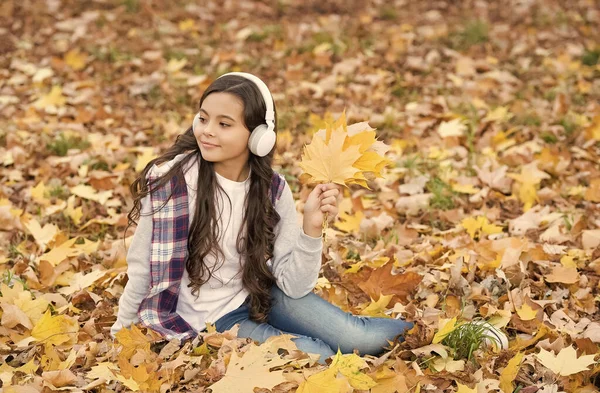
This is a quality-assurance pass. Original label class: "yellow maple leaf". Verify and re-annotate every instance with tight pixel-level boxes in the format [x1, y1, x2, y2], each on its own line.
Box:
[115, 324, 153, 359]
[178, 18, 196, 32]
[334, 210, 364, 234]
[166, 58, 187, 74]
[31, 181, 50, 206]
[535, 346, 596, 376]
[32, 85, 66, 112]
[499, 352, 524, 393]
[300, 112, 389, 189]
[31, 310, 79, 346]
[39, 237, 80, 266]
[300, 126, 361, 186]
[13, 291, 50, 325]
[23, 217, 59, 251]
[70, 184, 113, 205]
[508, 161, 551, 211]
[461, 216, 503, 239]
[135, 147, 158, 172]
[516, 304, 538, 321]
[371, 366, 409, 393]
[456, 383, 477, 393]
[64, 49, 87, 71]
[297, 368, 351, 393]
[329, 350, 377, 390]
[64, 196, 83, 226]
[209, 342, 290, 393]
[483, 106, 513, 123]
[86, 362, 119, 383]
[437, 118, 467, 138]
[584, 114, 600, 141]
[359, 294, 393, 317]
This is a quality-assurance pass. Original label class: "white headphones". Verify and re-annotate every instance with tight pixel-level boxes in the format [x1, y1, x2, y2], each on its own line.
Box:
[192, 72, 276, 157]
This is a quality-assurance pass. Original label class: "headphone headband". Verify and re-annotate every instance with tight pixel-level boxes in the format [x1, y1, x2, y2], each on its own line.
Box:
[216, 72, 275, 131]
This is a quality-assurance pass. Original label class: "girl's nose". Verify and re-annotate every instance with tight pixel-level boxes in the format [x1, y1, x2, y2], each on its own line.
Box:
[203, 122, 216, 136]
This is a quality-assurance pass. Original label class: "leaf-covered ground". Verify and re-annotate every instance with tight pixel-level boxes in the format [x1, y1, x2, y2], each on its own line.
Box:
[1, 0, 600, 392]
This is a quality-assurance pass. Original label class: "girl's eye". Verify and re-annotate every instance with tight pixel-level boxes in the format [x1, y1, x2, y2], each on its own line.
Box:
[220, 123, 230, 127]
[199, 117, 206, 123]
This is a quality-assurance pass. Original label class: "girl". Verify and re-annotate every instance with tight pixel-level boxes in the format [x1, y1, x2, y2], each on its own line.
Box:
[110, 72, 414, 363]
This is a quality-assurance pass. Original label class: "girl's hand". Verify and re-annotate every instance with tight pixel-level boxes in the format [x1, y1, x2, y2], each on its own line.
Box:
[303, 183, 342, 237]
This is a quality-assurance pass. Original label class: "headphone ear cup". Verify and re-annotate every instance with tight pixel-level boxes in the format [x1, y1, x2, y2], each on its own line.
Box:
[248, 124, 276, 157]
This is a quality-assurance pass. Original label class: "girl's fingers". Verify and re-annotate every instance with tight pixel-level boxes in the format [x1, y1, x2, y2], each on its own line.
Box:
[320, 195, 337, 205]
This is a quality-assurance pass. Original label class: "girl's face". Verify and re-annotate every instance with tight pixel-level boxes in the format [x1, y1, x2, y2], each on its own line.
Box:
[194, 92, 251, 178]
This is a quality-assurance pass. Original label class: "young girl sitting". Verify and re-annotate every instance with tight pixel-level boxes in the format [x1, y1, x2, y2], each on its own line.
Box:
[110, 72, 414, 363]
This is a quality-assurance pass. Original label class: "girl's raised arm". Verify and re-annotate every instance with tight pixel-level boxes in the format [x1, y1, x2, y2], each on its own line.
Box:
[268, 181, 323, 299]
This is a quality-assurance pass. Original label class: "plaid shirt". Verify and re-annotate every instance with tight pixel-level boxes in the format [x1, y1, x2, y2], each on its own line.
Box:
[137, 166, 285, 341]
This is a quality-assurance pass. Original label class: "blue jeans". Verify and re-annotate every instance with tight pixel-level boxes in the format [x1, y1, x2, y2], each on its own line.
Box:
[214, 286, 413, 363]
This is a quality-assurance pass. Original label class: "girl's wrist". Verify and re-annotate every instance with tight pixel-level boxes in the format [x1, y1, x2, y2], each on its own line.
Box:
[302, 223, 322, 238]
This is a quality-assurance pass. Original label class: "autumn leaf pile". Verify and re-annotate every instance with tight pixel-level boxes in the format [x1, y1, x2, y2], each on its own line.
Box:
[1, 0, 600, 392]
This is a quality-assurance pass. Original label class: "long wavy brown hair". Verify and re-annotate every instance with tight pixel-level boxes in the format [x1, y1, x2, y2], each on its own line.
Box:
[125, 74, 280, 323]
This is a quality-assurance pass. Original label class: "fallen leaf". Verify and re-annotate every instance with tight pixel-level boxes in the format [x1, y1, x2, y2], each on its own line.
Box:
[535, 346, 596, 376]
[499, 352, 524, 393]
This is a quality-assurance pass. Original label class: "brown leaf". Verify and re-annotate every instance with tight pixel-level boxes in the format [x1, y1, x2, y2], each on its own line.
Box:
[358, 262, 422, 302]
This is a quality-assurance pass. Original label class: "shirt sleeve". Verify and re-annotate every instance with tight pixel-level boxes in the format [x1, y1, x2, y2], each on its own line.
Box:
[110, 193, 153, 338]
[268, 180, 323, 299]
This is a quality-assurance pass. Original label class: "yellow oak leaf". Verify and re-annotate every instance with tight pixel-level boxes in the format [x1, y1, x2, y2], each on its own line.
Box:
[31, 310, 79, 346]
[535, 346, 596, 376]
[500, 352, 524, 393]
[433, 317, 458, 344]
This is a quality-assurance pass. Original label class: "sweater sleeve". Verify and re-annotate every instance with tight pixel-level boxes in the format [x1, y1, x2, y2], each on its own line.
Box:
[110, 193, 153, 338]
[268, 181, 323, 299]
